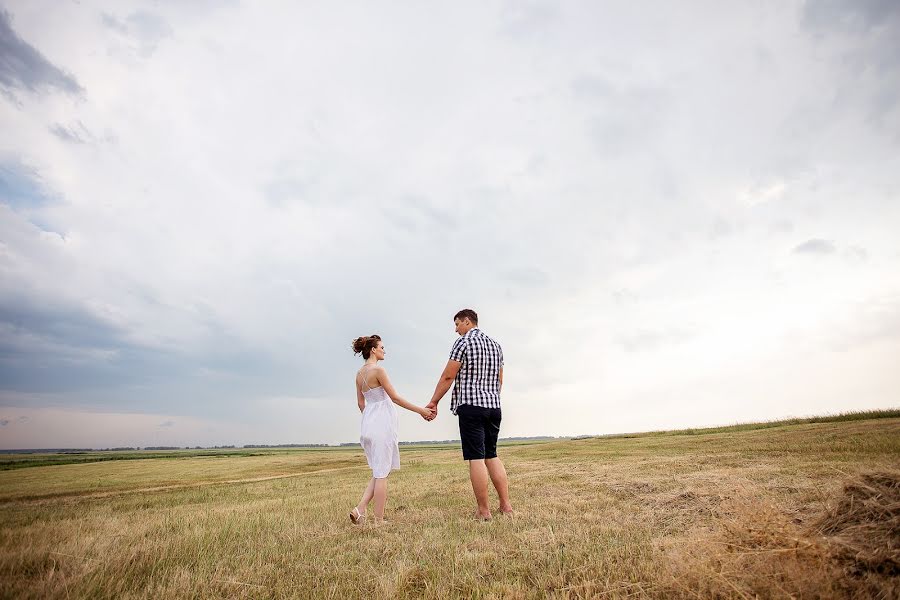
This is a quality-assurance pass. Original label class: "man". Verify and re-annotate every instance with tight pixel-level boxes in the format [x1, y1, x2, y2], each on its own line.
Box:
[425, 309, 513, 520]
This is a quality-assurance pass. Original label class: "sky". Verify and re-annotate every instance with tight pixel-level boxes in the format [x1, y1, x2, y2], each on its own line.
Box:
[1, 0, 898, 449]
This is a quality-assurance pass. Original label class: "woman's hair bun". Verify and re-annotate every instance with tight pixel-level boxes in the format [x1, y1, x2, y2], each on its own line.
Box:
[351, 334, 382, 359]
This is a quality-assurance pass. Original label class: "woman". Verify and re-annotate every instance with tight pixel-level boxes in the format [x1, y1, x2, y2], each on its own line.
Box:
[349, 335, 433, 525]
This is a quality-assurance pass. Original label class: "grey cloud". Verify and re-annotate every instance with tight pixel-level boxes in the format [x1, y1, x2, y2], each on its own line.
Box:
[500, 267, 550, 288]
[158, 420, 175, 428]
[793, 238, 837, 255]
[100, 13, 129, 35]
[499, 0, 559, 40]
[0, 419, 8, 426]
[264, 176, 314, 207]
[571, 76, 616, 99]
[48, 121, 107, 145]
[803, 0, 900, 34]
[573, 76, 669, 156]
[49, 123, 87, 144]
[709, 217, 735, 240]
[0, 9, 83, 97]
[0, 159, 56, 210]
[101, 11, 172, 58]
[385, 195, 460, 235]
[0, 294, 245, 399]
[0, 279, 356, 416]
[802, 1, 900, 126]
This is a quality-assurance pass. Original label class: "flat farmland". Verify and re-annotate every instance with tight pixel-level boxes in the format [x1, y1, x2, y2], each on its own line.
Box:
[1, 417, 898, 599]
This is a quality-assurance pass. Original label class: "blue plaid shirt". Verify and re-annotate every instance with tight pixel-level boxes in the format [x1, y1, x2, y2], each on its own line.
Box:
[449, 328, 504, 414]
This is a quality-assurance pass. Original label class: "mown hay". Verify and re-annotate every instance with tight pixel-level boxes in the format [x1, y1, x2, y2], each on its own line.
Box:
[815, 471, 900, 577]
[662, 471, 900, 599]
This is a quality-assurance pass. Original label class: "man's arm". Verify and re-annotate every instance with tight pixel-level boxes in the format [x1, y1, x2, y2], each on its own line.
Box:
[425, 360, 462, 416]
[499, 366, 503, 392]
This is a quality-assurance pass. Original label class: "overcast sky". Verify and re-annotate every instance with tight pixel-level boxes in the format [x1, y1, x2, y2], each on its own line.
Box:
[1, 0, 898, 449]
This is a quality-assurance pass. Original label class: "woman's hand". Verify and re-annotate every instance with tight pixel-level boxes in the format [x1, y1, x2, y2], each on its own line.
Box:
[419, 406, 435, 420]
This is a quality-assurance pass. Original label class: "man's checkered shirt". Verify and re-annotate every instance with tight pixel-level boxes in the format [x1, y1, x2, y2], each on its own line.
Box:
[448, 328, 504, 414]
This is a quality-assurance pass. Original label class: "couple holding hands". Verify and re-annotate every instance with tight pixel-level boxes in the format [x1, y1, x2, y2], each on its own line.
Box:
[349, 309, 513, 525]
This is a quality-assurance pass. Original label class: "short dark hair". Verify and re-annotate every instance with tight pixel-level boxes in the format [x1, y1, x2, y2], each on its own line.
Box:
[454, 309, 478, 325]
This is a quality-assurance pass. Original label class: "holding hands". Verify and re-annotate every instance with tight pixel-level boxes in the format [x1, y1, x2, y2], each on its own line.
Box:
[420, 403, 437, 421]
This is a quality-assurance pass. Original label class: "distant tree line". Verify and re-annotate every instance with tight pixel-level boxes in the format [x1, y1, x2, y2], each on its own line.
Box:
[244, 444, 330, 448]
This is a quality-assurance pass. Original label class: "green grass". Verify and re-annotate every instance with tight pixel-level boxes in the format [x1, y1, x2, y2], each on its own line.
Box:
[583, 408, 900, 439]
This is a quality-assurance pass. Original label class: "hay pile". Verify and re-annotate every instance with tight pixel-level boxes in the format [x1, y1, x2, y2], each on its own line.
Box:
[663, 471, 900, 599]
[815, 471, 900, 577]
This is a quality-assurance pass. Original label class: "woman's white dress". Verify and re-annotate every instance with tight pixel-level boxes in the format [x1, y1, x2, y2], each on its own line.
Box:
[359, 366, 400, 478]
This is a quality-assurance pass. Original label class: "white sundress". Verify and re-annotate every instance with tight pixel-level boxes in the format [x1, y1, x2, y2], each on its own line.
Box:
[358, 365, 400, 478]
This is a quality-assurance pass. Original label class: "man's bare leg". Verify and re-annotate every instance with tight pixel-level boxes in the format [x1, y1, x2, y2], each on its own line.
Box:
[485, 457, 513, 513]
[468, 459, 492, 519]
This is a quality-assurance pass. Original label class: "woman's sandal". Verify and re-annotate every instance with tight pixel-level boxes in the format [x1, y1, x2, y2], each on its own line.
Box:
[349, 507, 366, 525]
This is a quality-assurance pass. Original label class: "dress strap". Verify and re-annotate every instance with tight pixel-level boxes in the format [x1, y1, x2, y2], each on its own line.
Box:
[359, 365, 372, 392]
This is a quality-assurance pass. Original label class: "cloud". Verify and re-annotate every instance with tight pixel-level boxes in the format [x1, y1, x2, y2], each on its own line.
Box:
[0, 9, 82, 97]
[738, 181, 787, 207]
[803, 0, 900, 34]
[48, 121, 111, 145]
[612, 290, 638, 307]
[101, 11, 172, 58]
[500, 267, 550, 288]
[616, 328, 694, 353]
[498, 0, 559, 40]
[0, 159, 56, 210]
[793, 239, 837, 255]
[158, 420, 175, 428]
[1, 1, 898, 447]
[573, 76, 669, 157]
[801, 0, 900, 127]
[828, 294, 900, 350]
[0, 419, 8, 426]
[844, 245, 868, 261]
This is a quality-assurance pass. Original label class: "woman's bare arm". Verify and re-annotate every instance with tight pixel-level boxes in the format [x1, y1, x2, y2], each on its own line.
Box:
[375, 367, 432, 417]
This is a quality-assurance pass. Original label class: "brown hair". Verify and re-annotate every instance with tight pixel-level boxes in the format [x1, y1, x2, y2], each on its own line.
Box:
[454, 309, 478, 325]
[352, 335, 382, 360]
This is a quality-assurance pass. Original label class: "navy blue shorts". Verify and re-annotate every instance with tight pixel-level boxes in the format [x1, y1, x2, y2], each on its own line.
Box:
[457, 404, 502, 460]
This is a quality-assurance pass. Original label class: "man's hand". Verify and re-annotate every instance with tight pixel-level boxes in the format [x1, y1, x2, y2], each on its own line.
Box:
[420, 406, 436, 421]
[424, 400, 438, 420]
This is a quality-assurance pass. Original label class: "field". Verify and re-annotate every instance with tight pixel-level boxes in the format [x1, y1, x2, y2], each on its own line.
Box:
[1, 414, 898, 599]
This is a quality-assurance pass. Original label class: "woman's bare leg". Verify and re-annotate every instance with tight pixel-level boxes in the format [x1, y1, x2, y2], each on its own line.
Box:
[356, 477, 375, 515]
[372, 477, 388, 520]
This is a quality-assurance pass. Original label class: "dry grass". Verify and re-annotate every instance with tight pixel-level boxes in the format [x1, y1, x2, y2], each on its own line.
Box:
[0, 418, 898, 599]
[661, 471, 900, 599]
